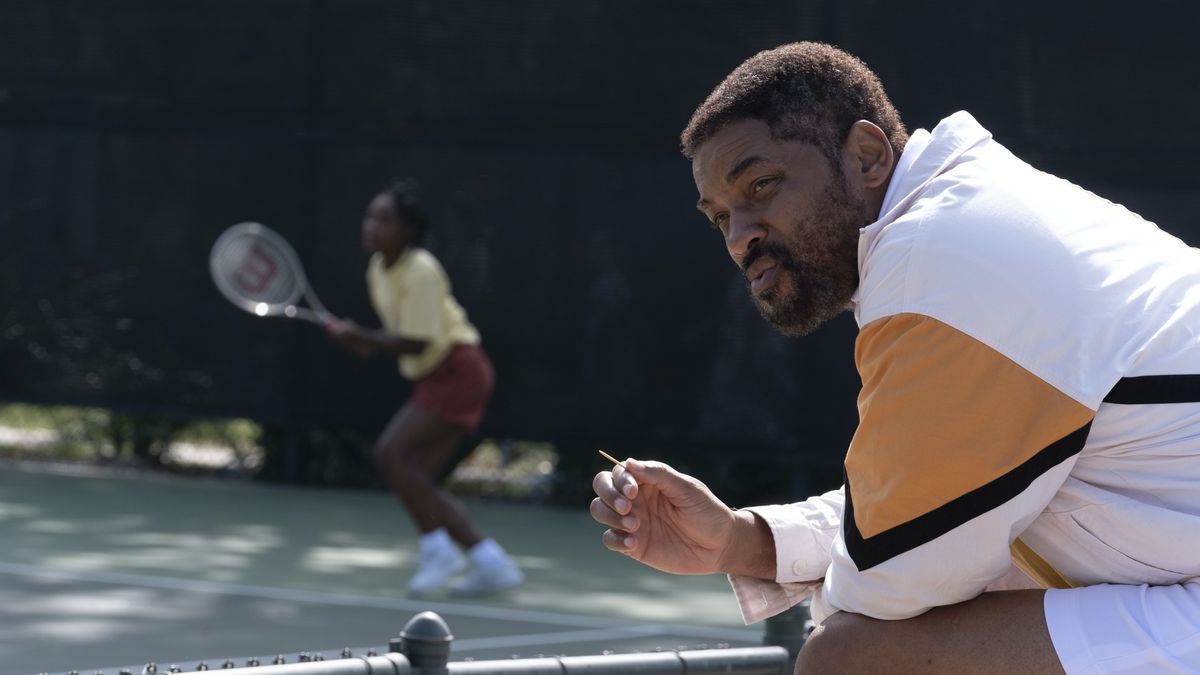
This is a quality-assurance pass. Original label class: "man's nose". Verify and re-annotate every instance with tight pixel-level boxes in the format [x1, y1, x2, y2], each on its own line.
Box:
[726, 215, 765, 262]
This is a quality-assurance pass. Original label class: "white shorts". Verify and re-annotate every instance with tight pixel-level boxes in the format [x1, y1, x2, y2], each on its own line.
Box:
[1045, 582, 1200, 674]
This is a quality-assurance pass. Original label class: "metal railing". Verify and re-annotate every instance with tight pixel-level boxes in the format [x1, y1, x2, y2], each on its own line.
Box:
[59, 609, 800, 675]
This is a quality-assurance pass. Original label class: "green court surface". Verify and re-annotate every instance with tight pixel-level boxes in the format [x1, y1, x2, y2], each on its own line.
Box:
[0, 463, 762, 674]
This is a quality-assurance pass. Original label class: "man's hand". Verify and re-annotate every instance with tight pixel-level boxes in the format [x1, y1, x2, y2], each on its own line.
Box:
[590, 458, 773, 577]
[324, 317, 375, 357]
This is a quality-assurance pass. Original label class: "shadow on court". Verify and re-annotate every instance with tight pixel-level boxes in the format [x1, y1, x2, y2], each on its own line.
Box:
[0, 463, 760, 674]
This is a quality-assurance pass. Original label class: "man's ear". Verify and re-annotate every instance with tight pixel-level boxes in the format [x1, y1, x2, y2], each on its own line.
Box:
[845, 120, 894, 190]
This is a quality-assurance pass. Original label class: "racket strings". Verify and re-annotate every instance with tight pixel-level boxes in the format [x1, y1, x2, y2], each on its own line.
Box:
[214, 234, 303, 307]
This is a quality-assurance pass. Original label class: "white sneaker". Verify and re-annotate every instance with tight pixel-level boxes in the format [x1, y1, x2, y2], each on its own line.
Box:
[408, 546, 468, 595]
[447, 560, 524, 597]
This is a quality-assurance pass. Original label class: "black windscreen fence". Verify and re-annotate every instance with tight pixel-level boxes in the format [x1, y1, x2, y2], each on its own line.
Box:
[2, 1, 1198, 496]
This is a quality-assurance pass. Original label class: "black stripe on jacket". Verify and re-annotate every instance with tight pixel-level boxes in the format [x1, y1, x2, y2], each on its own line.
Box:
[1104, 375, 1200, 404]
[843, 422, 1092, 571]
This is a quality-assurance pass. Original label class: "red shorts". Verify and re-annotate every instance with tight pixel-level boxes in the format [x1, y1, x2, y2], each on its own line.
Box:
[411, 344, 494, 435]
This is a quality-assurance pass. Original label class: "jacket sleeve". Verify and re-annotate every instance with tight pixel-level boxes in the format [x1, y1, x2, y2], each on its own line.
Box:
[819, 313, 1094, 620]
[727, 487, 843, 624]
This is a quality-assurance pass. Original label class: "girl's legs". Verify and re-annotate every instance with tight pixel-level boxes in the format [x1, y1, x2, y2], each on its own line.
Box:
[375, 401, 483, 546]
[374, 400, 521, 595]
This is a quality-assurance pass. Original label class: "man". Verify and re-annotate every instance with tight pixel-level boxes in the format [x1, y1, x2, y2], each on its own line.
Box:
[590, 42, 1200, 674]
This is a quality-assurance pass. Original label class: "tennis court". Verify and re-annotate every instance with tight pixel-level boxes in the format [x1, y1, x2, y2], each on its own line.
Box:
[0, 462, 763, 674]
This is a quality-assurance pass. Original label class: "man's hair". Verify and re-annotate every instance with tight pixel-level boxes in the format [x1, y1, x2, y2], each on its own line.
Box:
[382, 179, 430, 244]
[680, 42, 908, 165]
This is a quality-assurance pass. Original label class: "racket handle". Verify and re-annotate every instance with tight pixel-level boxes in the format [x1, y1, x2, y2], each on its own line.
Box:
[285, 306, 328, 326]
[306, 289, 332, 319]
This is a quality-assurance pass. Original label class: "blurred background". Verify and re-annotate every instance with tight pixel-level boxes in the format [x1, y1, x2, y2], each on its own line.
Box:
[0, 0, 1199, 670]
[6, 0, 1195, 506]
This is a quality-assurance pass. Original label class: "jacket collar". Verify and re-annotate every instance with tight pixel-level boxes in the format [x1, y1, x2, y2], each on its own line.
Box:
[851, 111, 994, 307]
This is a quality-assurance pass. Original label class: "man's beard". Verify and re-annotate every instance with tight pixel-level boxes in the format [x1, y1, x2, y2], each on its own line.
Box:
[741, 179, 868, 337]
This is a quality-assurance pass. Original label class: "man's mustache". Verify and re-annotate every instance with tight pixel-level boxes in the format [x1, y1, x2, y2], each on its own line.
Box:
[741, 241, 794, 279]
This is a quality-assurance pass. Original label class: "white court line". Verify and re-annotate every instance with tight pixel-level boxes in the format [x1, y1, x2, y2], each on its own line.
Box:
[0, 562, 759, 642]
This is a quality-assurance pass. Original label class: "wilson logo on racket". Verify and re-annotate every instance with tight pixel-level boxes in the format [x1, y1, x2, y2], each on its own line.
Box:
[210, 222, 333, 326]
[233, 242, 280, 294]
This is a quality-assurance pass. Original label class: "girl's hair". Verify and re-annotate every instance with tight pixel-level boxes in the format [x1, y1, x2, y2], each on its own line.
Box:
[381, 179, 430, 244]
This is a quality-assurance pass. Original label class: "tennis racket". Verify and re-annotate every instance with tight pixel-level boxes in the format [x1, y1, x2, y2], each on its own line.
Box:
[209, 222, 332, 326]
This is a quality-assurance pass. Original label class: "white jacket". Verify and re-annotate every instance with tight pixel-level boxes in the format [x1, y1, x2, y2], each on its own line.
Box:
[731, 111, 1200, 624]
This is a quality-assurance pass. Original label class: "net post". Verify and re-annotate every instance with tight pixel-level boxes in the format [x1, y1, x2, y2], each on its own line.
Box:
[391, 611, 452, 675]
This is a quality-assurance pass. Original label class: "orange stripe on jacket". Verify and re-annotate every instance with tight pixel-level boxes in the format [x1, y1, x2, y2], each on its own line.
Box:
[847, 313, 1094, 540]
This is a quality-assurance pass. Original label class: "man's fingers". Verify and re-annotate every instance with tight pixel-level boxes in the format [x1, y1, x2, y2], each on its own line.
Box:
[601, 528, 637, 553]
[589, 497, 620, 528]
[612, 463, 639, 500]
[592, 470, 632, 514]
[590, 497, 639, 532]
[623, 459, 696, 500]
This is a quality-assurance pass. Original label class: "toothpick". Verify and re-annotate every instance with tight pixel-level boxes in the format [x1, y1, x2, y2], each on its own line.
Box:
[598, 449, 626, 469]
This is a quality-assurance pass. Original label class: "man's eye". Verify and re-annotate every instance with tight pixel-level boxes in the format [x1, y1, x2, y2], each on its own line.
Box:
[752, 177, 775, 194]
[711, 214, 728, 231]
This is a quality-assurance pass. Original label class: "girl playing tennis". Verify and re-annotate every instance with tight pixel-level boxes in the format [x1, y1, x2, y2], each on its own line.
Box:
[325, 180, 522, 596]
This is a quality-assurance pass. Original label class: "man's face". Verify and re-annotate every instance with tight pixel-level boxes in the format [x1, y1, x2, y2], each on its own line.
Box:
[693, 119, 869, 336]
